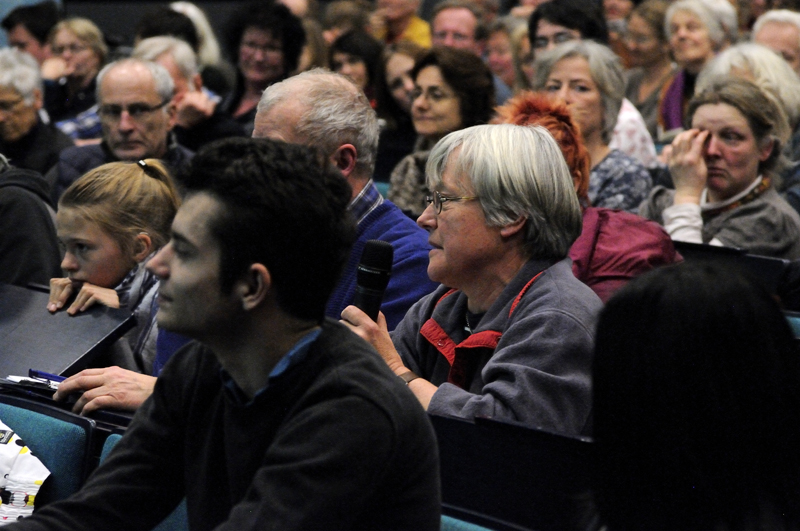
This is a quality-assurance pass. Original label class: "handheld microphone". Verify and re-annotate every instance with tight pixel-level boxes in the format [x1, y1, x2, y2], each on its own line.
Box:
[353, 240, 394, 321]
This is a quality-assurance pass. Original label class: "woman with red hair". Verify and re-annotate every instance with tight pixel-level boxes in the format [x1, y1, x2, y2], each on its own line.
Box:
[495, 92, 680, 301]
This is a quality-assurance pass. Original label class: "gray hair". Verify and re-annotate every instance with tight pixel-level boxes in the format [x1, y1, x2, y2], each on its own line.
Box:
[426, 124, 582, 260]
[697, 43, 800, 129]
[0, 47, 42, 103]
[753, 9, 800, 38]
[665, 0, 728, 51]
[531, 40, 624, 145]
[257, 68, 379, 180]
[133, 36, 199, 82]
[170, 1, 221, 67]
[96, 58, 175, 104]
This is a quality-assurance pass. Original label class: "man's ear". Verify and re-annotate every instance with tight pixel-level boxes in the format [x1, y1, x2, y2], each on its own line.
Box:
[500, 216, 527, 239]
[191, 73, 203, 92]
[236, 263, 272, 311]
[132, 232, 153, 262]
[331, 144, 358, 178]
[32, 88, 43, 111]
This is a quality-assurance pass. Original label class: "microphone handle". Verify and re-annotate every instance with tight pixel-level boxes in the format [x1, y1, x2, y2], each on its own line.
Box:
[353, 286, 384, 321]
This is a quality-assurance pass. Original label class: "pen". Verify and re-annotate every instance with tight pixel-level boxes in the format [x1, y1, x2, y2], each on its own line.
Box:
[28, 369, 66, 383]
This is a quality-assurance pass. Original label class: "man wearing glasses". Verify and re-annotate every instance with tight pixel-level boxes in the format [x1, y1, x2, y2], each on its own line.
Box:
[342, 124, 601, 436]
[46, 58, 193, 202]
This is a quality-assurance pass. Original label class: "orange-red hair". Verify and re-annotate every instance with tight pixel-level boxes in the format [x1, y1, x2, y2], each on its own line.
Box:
[494, 91, 591, 204]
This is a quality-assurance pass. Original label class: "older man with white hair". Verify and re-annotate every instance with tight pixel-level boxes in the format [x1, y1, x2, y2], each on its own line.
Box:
[0, 47, 73, 174]
[753, 9, 800, 76]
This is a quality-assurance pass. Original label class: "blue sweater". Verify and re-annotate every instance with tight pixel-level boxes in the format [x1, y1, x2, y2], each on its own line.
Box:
[326, 199, 438, 330]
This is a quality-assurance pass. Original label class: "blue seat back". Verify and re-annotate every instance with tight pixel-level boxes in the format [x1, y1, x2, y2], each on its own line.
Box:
[0, 400, 94, 503]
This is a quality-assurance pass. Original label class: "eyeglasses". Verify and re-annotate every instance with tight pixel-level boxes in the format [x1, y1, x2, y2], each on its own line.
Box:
[425, 190, 478, 214]
[409, 87, 456, 103]
[98, 100, 170, 121]
[52, 43, 89, 55]
[0, 98, 24, 113]
[532, 32, 577, 50]
[241, 40, 283, 55]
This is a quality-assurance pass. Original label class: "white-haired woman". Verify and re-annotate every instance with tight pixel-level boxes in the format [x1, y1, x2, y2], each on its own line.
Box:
[342, 123, 601, 435]
[660, 0, 732, 136]
[533, 40, 653, 213]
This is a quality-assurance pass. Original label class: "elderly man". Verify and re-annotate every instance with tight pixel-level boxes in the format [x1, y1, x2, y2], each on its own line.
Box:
[0, 47, 72, 174]
[253, 69, 437, 330]
[343, 124, 602, 435]
[45, 58, 193, 201]
[132, 36, 244, 151]
[753, 10, 800, 76]
[431, 0, 511, 105]
[12, 137, 441, 531]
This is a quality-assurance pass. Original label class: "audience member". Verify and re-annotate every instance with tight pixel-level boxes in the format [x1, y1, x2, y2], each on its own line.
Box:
[45, 18, 106, 123]
[48, 159, 180, 376]
[0, 48, 72, 174]
[132, 36, 245, 152]
[752, 9, 800, 76]
[343, 123, 601, 433]
[623, 0, 677, 141]
[1, 1, 60, 66]
[371, 0, 431, 48]
[593, 262, 800, 531]
[329, 30, 383, 105]
[220, 1, 305, 136]
[496, 92, 679, 302]
[134, 7, 199, 53]
[254, 69, 438, 330]
[660, 0, 728, 136]
[696, 42, 800, 165]
[529, 0, 658, 168]
[373, 40, 425, 182]
[0, 154, 60, 287]
[46, 58, 193, 202]
[13, 137, 442, 531]
[389, 46, 494, 217]
[431, 0, 512, 104]
[533, 40, 653, 213]
[486, 18, 521, 93]
[641, 78, 800, 259]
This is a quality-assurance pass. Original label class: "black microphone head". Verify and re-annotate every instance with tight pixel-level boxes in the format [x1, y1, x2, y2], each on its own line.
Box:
[357, 240, 394, 290]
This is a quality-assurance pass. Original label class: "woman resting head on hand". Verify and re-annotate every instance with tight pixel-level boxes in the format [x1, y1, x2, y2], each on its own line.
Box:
[49, 159, 180, 372]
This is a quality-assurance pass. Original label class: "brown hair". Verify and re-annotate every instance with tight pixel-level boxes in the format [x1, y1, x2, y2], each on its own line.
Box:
[631, 0, 671, 44]
[59, 159, 181, 264]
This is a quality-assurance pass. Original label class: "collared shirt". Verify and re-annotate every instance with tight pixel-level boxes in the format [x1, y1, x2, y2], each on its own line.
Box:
[349, 179, 384, 226]
[220, 328, 322, 406]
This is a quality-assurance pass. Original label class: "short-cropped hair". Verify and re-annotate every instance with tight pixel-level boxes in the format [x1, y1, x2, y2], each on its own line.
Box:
[180, 137, 356, 322]
[96, 58, 175, 105]
[258, 68, 379, 180]
[753, 9, 800, 38]
[593, 262, 800, 531]
[2, 1, 60, 45]
[426, 124, 582, 260]
[532, 40, 624, 145]
[0, 47, 42, 103]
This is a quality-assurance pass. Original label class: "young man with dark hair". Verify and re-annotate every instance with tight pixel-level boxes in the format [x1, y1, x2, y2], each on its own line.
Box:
[9, 137, 441, 531]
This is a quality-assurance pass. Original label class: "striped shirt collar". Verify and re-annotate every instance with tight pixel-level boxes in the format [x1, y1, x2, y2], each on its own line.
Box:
[348, 179, 384, 226]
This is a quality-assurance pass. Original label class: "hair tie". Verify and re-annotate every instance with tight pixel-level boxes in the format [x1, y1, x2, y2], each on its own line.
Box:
[137, 159, 159, 179]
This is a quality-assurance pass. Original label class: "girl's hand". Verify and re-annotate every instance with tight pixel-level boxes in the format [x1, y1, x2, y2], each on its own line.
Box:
[48, 279, 120, 315]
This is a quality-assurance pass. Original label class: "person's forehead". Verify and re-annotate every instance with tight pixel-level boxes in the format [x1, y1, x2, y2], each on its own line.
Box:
[536, 19, 578, 37]
[100, 65, 161, 103]
[434, 8, 478, 31]
[173, 193, 224, 249]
